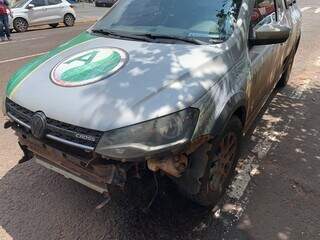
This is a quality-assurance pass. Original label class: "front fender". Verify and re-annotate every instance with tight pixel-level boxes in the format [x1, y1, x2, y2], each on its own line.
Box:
[11, 14, 30, 28]
[210, 92, 246, 136]
[178, 92, 246, 195]
[192, 88, 247, 141]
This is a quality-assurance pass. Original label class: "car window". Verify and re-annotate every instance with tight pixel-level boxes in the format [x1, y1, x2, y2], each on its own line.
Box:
[275, 0, 285, 18]
[30, 0, 47, 7]
[12, 0, 29, 8]
[276, 0, 283, 10]
[251, 0, 276, 28]
[48, 0, 61, 5]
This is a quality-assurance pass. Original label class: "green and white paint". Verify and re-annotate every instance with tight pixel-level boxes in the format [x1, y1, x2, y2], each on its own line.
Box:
[6, 32, 96, 97]
[51, 48, 127, 87]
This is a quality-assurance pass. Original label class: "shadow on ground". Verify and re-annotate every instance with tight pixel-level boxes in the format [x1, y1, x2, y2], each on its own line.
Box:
[225, 78, 320, 239]
[0, 160, 222, 240]
[0, 81, 319, 240]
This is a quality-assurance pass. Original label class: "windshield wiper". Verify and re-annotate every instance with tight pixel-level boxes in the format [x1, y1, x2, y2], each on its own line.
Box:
[91, 29, 152, 42]
[209, 37, 225, 44]
[91, 29, 219, 45]
[135, 33, 208, 45]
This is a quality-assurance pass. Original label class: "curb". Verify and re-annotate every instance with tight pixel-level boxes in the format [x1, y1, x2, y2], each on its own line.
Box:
[76, 17, 99, 24]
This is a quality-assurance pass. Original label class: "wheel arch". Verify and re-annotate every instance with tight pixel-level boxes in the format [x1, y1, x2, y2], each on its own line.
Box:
[12, 17, 29, 32]
[173, 93, 247, 197]
[211, 92, 247, 136]
[64, 12, 76, 19]
[13, 16, 29, 25]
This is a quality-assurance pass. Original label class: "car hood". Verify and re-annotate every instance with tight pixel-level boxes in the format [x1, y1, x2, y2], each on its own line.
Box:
[11, 7, 27, 14]
[7, 32, 231, 131]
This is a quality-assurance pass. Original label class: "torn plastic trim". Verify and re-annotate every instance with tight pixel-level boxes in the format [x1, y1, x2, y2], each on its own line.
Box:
[18, 132, 127, 190]
[147, 135, 212, 177]
[147, 154, 188, 177]
[35, 157, 109, 194]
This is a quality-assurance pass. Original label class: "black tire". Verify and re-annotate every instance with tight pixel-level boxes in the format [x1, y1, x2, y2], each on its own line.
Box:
[63, 14, 75, 27]
[13, 18, 28, 32]
[184, 116, 243, 207]
[49, 23, 59, 28]
[277, 52, 295, 88]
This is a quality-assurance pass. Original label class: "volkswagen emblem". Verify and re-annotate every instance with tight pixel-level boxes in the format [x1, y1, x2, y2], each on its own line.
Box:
[30, 112, 47, 139]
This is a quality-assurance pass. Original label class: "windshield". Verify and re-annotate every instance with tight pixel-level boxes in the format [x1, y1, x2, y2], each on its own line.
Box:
[92, 0, 242, 43]
[12, 0, 29, 8]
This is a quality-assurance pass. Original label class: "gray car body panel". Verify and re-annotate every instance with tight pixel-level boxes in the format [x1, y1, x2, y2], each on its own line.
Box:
[11, 37, 238, 133]
[8, 0, 301, 142]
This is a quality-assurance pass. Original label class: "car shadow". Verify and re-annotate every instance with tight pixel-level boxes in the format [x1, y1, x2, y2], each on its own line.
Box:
[0, 159, 221, 240]
[2, 80, 319, 240]
[0, 86, 289, 240]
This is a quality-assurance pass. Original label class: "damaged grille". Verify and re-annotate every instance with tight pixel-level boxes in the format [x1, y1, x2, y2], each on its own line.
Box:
[5, 98, 103, 150]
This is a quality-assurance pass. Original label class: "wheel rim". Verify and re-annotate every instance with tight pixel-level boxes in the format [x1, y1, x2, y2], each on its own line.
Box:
[65, 15, 74, 26]
[208, 132, 238, 192]
[16, 19, 27, 31]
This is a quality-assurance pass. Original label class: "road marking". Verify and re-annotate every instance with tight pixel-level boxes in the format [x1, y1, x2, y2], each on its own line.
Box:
[300, 7, 311, 12]
[0, 37, 45, 45]
[227, 155, 256, 200]
[315, 8, 320, 14]
[0, 36, 45, 45]
[0, 52, 48, 64]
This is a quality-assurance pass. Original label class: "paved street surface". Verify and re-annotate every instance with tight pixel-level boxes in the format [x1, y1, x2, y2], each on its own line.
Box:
[0, 1, 320, 239]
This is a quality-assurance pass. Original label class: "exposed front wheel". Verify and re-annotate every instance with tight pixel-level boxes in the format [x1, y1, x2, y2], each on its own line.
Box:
[181, 116, 243, 207]
[13, 18, 28, 32]
[63, 14, 75, 27]
[49, 23, 59, 28]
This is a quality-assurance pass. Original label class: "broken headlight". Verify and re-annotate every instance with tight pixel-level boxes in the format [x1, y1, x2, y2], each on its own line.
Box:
[95, 108, 199, 160]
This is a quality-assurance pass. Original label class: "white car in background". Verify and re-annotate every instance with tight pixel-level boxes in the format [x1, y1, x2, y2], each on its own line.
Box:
[9, 0, 76, 32]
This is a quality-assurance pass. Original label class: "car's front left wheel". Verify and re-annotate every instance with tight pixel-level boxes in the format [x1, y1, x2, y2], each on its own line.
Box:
[63, 14, 75, 27]
[177, 116, 243, 207]
[13, 18, 28, 32]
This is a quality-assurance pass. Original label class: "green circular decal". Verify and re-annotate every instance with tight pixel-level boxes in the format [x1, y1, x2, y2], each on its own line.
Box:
[51, 48, 127, 87]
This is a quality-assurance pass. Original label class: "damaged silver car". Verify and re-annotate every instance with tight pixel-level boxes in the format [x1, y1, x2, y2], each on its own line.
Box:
[3, 0, 301, 207]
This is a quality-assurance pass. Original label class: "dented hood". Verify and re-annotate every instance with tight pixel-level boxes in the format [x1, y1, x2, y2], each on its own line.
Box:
[7, 32, 230, 131]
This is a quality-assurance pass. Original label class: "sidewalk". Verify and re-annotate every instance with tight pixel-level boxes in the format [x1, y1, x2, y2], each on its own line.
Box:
[73, 2, 110, 23]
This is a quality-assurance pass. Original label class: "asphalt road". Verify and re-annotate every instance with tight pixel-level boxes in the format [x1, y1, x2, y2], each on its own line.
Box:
[0, 1, 320, 239]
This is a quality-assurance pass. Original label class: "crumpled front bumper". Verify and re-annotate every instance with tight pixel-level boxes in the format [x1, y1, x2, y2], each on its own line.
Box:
[17, 131, 127, 194]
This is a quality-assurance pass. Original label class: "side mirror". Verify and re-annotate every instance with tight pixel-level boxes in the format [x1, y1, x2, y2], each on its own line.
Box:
[250, 24, 291, 45]
[26, 4, 35, 9]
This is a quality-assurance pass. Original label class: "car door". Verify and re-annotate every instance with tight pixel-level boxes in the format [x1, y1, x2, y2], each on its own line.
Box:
[247, 0, 285, 118]
[273, 0, 291, 80]
[284, 0, 302, 55]
[28, 0, 48, 25]
[46, 0, 63, 23]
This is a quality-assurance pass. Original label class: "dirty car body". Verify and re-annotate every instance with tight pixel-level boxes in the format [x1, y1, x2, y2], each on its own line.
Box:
[3, 0, 301, 206]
